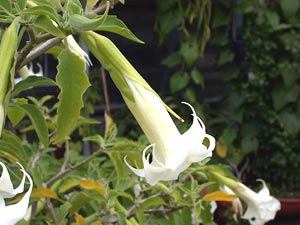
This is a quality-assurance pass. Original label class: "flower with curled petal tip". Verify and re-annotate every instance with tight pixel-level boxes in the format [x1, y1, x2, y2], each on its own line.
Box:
[0, 162, 33, 225]
[211, 172, 280, 225]
[238, 180, 281, 225]
[123, 77, 215, 185]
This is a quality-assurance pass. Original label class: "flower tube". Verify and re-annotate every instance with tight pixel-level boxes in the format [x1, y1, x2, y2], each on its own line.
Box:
[83, 31, 215, 185]
[0, 162, 33, 225]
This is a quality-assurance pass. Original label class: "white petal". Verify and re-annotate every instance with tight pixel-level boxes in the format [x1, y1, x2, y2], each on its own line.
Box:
[0, 164, 33, 225]
[0, 162, 23, 198]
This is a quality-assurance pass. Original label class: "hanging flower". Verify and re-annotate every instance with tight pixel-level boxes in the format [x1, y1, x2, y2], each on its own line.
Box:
[122, 78, 215, 185]
[212, 172, 280, 225]
[82, 31, 215, 185]
[237, 180, 281, 225]
[0, 162, 33, 225]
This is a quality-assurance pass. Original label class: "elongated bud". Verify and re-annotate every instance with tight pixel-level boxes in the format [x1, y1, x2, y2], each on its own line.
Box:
[0, 17, 20, 135]
[82, 31, 183, 122]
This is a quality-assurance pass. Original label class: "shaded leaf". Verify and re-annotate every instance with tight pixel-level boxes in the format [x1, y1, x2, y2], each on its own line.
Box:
[14, 104, 49, 147]
[11, 75, 56, 98]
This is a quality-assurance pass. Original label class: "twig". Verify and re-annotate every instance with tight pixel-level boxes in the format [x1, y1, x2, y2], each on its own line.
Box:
[19, 37, 62, 68]
[31, 145, 44, 168]
[17, 32, 53, 69]
[45, 198, 57, 224]
[92, 1, 119, 14]
[45, 148, 103, 186]
[101, 66, 111, 115]
[61, 141, 70, 171]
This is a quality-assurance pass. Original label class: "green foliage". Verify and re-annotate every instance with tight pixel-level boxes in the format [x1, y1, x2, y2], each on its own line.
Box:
[211, 0, 300, 192]
[155, 0, 212, 119]
[0, 1, 231, 224]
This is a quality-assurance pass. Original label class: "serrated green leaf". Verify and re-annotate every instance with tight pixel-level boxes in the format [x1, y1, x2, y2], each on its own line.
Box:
[11, 76, 56, 98]
[34, 15, 66, 38]
[97, 15, 144, 43]
[16, 104, 49, 147]
[53, 49, 90, 143]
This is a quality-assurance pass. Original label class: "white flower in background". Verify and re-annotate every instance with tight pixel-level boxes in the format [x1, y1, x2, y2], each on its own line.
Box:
[237, 180, 281, 225]
[221, 185, 244, 221]
[212, 172, 280, 225]
[123, 78, 215, 185]
[0, 162, 33, 225]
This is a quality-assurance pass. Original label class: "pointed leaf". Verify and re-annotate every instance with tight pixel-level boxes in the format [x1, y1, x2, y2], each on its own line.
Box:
[97, 15, 144, 43]
[10, 76, 56, 98]
[53, 49, 90, 143]
[203, 191, 237, 201]
[22, 5, 60, 22]
[7, 98, 27, 126]
[34, 15, 66, 38]
[31, 188, 62, 201]
[79, 180, 106, 196]
[15, 104, 49, 147]
[69, 4, 108, 31]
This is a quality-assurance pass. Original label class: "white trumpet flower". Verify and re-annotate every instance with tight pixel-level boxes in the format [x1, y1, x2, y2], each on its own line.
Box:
[0, 162, 33, 225]
[82, 31, 215, 185]
[212, 172, 280, 225]
[123, 78, 215, 185]
[237, 180, 281, 225]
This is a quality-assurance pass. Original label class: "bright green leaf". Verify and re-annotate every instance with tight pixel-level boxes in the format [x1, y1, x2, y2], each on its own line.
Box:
[34, 15, 66, 38]
[22, 5, 60, 22]
[53, 49, 91, 143]
[7, 98, 27, 126]
[0, 0, 12, 13]
[97, 15, 144, 43]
